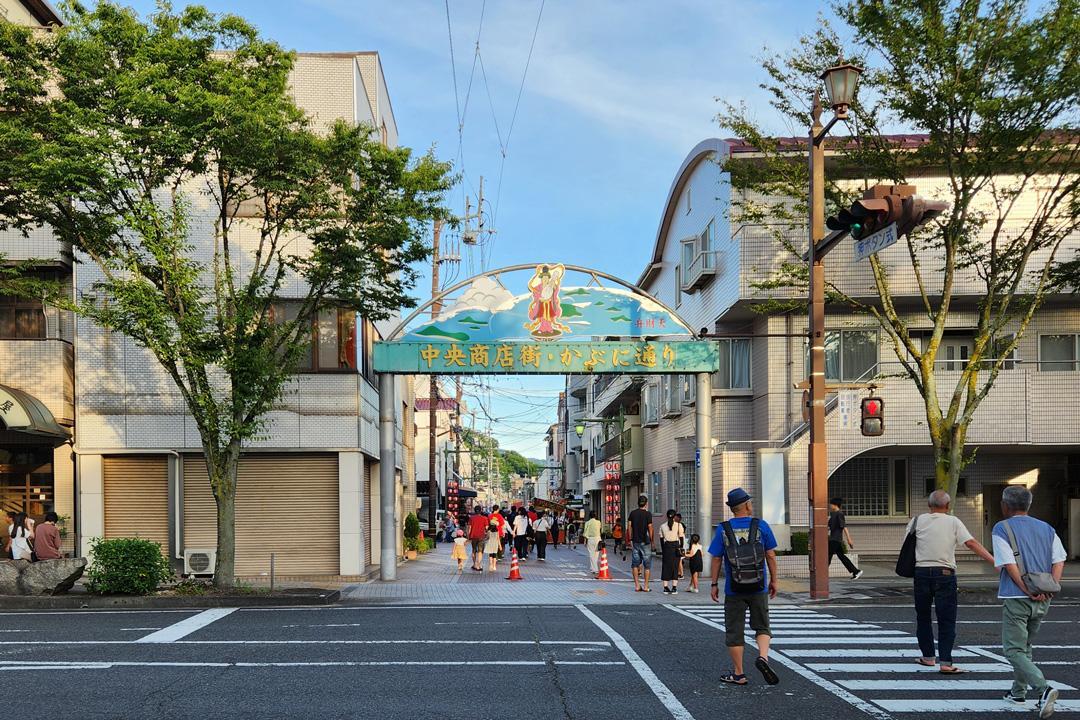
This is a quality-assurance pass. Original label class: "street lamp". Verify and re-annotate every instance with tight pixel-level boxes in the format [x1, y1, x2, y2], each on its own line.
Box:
[807, 58, 862, 601]
[574, 421, 586, 438]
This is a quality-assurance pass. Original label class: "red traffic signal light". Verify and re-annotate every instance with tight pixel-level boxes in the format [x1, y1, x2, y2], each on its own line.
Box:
[861, 397, 884, 437]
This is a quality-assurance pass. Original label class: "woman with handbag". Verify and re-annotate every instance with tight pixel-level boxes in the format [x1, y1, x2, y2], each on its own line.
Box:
[7, 512, 34, 562]
[659, 509, 684, 595]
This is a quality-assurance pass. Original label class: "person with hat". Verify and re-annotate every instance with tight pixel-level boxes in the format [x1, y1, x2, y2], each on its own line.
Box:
[709, 487, 780, 687]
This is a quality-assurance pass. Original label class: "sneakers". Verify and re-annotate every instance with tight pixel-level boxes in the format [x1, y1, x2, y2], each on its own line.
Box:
[1038, 688, 1059, 719]
[671, 588, 679, 594]
[662, 587, 671, 594]
[1003, 694, 1026, 706]
[688, 587, 699, 593]
[852, 570, 864, 580]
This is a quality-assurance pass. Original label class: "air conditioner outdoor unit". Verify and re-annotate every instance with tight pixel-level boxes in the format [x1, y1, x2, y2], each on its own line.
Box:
[183, 549, 216, 576]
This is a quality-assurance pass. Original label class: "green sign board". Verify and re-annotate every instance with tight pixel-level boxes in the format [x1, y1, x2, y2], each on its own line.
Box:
[373, 341, 719, 375]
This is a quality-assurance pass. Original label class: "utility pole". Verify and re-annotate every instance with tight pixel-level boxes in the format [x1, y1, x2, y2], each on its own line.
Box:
[427, 220, 443, 532]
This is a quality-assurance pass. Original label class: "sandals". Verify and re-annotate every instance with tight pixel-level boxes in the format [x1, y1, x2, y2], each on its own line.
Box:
[719, 673, 748, 685]
[755, 656, 780, 685]
[915, 658, 936, 668]
[939, 666, 968, 674]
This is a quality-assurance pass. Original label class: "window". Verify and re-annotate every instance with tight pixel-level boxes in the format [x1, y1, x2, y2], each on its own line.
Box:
[678, 461, 697, 536]
[828, 457, 908, 517]
[983, 333, 1018, 371]
[930, 335, 974, 372]
[1040, 334, 1078, 372]
[662, 375, 682, 417]
[667, 467, 679, 513]
[0, 295, 45, 339]
[270, 303, 357, 372]
[713, 338, 751, 389]
[815, 330, 878, 382]
[682, 374, 696, 405]
[674, 265, 682, 307]
[923, 475, 967, 498]
[681, 240, 696, 278]
[700, 220, 714, 270]
[642, 382, 659, 426]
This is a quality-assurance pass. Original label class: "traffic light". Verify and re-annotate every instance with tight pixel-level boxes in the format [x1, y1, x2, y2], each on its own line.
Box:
[860, 396, 884, 437]
[896, 195, 950, 238]
[827, 184, 912, 239]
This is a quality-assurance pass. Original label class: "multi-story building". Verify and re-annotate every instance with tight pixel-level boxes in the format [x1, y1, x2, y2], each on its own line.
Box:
[0, 0, 74, 553]
[413, 377, 474, 520]
[636, 136, 1080, 557]
[0, 36, 421, 579]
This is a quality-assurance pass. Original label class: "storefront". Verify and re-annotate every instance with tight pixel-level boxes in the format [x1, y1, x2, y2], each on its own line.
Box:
[0, 384, 72, 525]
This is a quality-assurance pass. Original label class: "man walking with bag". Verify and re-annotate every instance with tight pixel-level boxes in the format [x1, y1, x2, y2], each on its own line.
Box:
[709, 488, 780, 687]
[993, 486, 1066, 717]
[904, 490, 994, 673]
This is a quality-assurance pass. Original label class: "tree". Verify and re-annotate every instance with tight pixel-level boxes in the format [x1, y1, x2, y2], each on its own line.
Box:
[719, 0, 1080, 501]
[0, 3, 453, 586]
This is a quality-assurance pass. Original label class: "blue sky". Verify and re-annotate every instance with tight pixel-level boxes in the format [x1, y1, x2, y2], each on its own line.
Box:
[124, 0, 834, 458]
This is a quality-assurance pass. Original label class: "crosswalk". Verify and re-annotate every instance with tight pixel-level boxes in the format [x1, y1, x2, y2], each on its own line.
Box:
[673, 605, 1080, 716]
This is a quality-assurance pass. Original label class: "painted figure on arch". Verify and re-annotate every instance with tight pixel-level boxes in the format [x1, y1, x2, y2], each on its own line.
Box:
[525, 263, 570, 338]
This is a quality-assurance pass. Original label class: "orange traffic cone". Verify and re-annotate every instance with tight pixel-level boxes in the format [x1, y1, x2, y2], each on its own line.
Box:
[597, 546, 612, 580]
[507, 549, 523, 581]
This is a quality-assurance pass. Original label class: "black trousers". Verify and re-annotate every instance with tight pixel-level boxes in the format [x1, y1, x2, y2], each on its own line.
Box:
[535, 533, 548, 559]
[828, 539, 859, 574]
[514, 535, 529, 559]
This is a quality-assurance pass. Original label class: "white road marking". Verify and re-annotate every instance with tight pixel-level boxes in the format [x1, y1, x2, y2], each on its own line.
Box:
[873, 699, 1080, 713]
[119, 628, 162, 632]
[764, 637, 920, 645]
[0, 639, 611, 646]
[0, 660, 627, 671]
[667, 606, 892, 720]
[134, 608, 237, 644]
[764, 629, 905, 636]
[578, 605, 695, 720]
[839, 679, 1075, 691]
[808, 662, 1012, 673]
[783, 649, 979, 659]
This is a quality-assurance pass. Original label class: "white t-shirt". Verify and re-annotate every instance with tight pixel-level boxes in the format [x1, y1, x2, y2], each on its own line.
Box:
[906, 512, 974, 569]
[534, 516, 552, 533]
[8, 524, 32, 561]
[659, 522, 684, 543]
[513, 515, 530, 537]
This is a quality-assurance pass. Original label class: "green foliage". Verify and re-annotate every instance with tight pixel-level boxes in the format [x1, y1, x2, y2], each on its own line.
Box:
[0, 2, 453, 586]
[790, 532, 809, 556]
[422, 537, 436, 552]
[403, 512, 420, 542]
[718, 0, 1080, 501]
[86, 537, 173, 595]
[173, 577, 213, 596]
[461, 429, 539, 491]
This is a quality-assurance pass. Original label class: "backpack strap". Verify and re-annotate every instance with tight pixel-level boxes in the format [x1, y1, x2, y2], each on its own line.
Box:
[747, 518, 760, 546]
[721, 521, 741, 562]
[1002, 519, 1027, 576]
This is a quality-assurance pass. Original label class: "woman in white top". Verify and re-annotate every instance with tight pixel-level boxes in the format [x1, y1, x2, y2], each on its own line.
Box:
[659, 509, 685, 594]
[512, 507, 530, 561]
[7, 512, 34, 561]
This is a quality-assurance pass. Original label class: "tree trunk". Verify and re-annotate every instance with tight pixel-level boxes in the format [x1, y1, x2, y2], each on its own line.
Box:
[209, 453, 240, 589]
[932, 424, 965, 513]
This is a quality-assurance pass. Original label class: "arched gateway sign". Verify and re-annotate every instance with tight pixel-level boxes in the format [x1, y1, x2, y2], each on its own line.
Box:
[372, 264, 718, 579]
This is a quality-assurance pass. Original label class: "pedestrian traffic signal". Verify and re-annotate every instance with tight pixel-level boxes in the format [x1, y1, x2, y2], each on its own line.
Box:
[827, 184, 912, 239]
[860, 397, 884, 437]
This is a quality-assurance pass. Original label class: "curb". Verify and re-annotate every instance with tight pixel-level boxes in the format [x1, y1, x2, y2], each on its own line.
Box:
[0, 589, 340, 610]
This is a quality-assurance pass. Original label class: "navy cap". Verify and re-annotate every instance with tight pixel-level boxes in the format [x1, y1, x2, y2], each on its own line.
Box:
[726, 488, 753, 508]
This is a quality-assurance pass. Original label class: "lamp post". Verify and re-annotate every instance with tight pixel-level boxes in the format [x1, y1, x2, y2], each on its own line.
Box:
[575, 408, 626, 528]
[808, 59, 862, 601]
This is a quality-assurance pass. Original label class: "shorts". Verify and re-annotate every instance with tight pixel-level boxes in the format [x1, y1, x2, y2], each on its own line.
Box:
[723, 593, 772, 647]
[631, 542, 652, 570]
[470, 539, 483, 554]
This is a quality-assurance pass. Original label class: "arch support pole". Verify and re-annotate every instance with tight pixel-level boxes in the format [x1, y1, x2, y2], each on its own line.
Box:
[379, 372, 398, 581]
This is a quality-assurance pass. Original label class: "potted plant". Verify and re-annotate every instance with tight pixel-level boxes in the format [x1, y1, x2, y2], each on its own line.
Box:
[403, 512, 420, 560]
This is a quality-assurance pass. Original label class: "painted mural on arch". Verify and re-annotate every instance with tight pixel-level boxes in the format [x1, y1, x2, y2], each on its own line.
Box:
[401, 263, 694, 343]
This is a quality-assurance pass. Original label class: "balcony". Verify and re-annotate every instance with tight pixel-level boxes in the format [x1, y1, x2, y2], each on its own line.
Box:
[682, 250, 717, 292]
[593, 375, 643, 417]
[597, 421, 644, 475]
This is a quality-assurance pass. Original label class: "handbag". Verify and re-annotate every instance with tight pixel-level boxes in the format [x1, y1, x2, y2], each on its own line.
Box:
[895, 514, 920, 578]
[1002, 520, 1062, 596]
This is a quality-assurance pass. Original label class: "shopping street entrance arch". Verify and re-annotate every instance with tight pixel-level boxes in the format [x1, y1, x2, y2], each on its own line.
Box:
[372, 263, 719, 580]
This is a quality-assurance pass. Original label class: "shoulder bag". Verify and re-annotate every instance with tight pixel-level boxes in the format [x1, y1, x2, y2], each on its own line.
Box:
[895, 514, 920, 578]
[1002, 520, 1061, 596]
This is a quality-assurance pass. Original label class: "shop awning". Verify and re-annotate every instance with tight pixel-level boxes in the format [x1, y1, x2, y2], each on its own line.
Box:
[0, 384, 70, 444]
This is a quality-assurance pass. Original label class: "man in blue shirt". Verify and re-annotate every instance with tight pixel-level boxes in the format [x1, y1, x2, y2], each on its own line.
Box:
[992, 486, 1067, 717]
[709, 487, 780, 687]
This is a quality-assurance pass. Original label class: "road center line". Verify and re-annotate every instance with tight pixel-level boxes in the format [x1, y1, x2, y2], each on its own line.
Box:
[134, 608, 237, 644]
[666, 606, 892, 720]
[577, 605, 695, 720]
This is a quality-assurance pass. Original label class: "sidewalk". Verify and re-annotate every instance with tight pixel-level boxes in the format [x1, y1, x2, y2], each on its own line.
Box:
[343, 542, 748, 605]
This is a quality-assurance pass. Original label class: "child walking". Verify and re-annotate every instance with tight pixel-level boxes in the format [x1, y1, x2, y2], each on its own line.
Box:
[685, 533, 703, 593]
[484, 520, 501, 573]
[451, 529, 468, 572]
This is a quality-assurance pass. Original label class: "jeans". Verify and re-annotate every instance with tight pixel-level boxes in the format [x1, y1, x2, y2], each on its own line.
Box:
[1002, 597, 1051, 698]
[828, 539, 859, 574]
[914, 567, 958, 664]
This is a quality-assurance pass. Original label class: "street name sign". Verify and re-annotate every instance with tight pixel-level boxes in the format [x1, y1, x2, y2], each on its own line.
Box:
[853, 222, 898, 262]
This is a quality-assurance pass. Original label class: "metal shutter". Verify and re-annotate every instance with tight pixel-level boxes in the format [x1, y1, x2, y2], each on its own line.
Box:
[364, 460, 373, 568]
[102, 456, 169, 555]
[183, 453, 339, 576]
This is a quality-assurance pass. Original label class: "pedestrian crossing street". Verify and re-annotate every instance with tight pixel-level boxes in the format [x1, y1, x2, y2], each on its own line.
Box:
[674, 605, 1080, 716]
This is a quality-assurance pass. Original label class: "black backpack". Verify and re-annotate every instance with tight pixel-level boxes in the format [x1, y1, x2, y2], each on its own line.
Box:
[722, 519, 766, 593]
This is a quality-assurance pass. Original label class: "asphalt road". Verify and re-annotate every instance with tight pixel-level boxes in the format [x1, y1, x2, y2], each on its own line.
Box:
[2, 601, 1079, 719]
